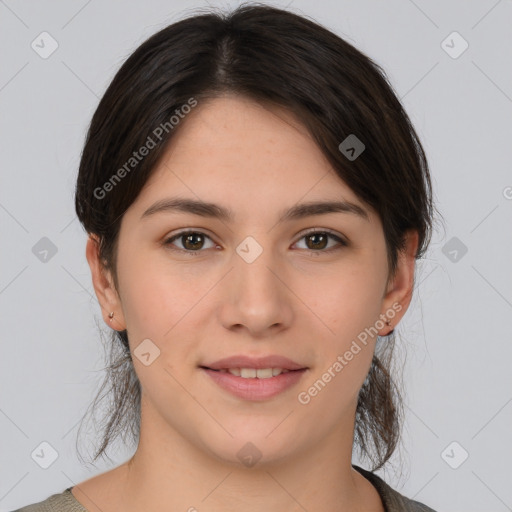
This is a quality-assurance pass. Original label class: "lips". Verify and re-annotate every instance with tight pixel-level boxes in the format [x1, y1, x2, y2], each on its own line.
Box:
[199, 355, 308, 400]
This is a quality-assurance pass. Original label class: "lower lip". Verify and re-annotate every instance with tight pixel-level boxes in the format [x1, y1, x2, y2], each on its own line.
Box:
[201, 368, 307, 401]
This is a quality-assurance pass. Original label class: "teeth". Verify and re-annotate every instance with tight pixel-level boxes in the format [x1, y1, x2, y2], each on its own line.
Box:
[255, 368, 272, 379]
[224, 368, 290, 379]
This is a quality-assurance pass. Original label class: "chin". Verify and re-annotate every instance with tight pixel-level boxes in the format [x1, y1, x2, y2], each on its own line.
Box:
[195, 420, 304, 469]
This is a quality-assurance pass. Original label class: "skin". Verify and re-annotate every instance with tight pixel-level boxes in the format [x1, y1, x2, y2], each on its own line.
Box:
[77, 95, 418, 512]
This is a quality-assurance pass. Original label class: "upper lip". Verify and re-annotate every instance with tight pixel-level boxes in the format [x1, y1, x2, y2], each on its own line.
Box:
[201, 355, 307, 371]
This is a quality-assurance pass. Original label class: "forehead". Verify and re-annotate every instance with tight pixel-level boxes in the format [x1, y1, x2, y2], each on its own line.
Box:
[125, 95, 378, 227]
[161, 95, 324, 171]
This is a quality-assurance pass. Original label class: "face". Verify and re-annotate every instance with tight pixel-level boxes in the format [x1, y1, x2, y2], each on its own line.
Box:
[87, 95, 416, 466]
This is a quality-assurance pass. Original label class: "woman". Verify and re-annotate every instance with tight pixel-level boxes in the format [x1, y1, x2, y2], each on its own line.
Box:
[14, 4, 439, 511]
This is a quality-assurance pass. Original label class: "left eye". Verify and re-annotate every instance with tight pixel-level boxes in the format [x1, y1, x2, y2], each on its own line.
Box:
[294, 230, 347, 252]
[163, 230, 347, 254]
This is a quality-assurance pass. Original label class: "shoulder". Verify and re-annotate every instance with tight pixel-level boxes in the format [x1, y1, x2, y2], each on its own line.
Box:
[10, 487, 88, 512]
[353, 465, 438, 512]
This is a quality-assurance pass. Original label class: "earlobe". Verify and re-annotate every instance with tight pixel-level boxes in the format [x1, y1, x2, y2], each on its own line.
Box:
[85, 234, 126, 331]
[378, 230, 419, 336]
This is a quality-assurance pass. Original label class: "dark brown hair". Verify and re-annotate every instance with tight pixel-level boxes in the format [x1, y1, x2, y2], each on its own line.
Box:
[75, 3, 436, 471]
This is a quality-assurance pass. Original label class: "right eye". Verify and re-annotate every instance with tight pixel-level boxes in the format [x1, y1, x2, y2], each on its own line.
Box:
[163, 230, 218, 254]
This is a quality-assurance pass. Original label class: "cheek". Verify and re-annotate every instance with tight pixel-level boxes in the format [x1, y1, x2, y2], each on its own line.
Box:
[117, 260, 205, 401]
[116, 251, 209, 342]
[316, 266, 386, 346]
[299, 262, 385, 400]
[296, 284, 381, 418]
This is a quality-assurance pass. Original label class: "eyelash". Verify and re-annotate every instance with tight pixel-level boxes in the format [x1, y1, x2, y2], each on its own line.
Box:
[163, 228, 348, 256]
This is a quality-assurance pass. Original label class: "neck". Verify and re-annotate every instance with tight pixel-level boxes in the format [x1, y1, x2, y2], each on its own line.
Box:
[103, 400, 379, 512]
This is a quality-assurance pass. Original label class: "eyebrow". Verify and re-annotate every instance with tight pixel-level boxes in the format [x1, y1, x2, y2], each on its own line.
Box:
[140, 197, 370, 223]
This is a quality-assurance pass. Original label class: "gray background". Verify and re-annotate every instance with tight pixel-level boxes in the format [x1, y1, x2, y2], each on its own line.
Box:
[1, 0, 511, 510]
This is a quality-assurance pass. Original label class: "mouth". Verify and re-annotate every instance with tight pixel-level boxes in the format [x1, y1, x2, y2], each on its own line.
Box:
[199, 357, 309, 401]
[199, 366, 301, 378]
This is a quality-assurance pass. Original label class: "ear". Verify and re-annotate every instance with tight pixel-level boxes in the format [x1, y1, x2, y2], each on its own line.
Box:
[378, 230, 419, 336]
[85, 234, 126, 331]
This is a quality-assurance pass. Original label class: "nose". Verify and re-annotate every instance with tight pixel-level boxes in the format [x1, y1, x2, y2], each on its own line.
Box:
[218, 241, 294, 337]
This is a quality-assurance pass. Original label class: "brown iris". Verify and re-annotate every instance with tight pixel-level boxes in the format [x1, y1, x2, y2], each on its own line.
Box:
[181, 233, 205, 250]
[305, 232, 328, 250]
